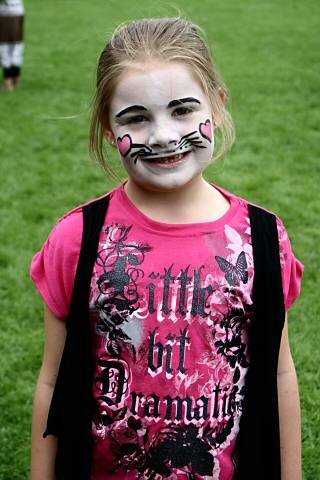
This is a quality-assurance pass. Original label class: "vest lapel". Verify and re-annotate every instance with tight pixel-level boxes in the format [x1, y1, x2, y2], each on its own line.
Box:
[236, 204, 285, 479]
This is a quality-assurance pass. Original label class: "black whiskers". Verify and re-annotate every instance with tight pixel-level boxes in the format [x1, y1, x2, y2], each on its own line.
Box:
[130, 130, 207, 164]
[177, 131, 207, 150]
[129, 143, 152, 163]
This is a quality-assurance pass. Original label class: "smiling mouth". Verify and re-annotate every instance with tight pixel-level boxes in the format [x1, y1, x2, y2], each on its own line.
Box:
[140, 149, 192, 164]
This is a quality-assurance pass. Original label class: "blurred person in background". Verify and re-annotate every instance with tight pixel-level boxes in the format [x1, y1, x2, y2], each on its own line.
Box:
[0, 0, 24, 91]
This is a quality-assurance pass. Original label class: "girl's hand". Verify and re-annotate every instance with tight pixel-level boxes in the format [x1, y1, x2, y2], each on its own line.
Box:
[30, 304, 67, 480]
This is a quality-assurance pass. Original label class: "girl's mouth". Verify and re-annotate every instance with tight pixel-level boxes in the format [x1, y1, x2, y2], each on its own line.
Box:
[140, 150, 191, 168]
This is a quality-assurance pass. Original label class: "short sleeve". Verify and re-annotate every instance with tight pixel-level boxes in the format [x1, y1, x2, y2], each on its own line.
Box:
[30, 210, 83, 320]
[277, 218, 304, 311]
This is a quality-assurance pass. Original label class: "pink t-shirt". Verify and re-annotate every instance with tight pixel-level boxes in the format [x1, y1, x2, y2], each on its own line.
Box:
[30, 184, 303, 480]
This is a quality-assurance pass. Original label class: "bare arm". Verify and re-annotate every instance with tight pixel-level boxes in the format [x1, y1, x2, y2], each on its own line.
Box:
[277, 315, 302, 480]
[30, 304, 67, 480]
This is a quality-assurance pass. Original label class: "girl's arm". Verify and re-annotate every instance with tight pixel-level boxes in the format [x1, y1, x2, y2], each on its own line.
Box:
[31, 304, 67, 480]
[277, 315, 302, 480]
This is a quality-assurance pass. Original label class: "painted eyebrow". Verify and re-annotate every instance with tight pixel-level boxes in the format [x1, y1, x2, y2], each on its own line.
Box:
[167, 97, 201, 108]
[115, 105, 148, 118]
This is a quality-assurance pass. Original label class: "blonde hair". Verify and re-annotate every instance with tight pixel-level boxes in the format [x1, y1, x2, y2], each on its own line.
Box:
[90, 17, 235, 175]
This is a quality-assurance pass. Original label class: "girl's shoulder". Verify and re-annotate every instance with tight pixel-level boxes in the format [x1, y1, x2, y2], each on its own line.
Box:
[216, 183, 298, 260]
[52, 192, 110, 232]
[215, 183, 289, 231]
[217, 184, 303, 310]
[47, 186, 120, 245]
[30, 189, 118, 320]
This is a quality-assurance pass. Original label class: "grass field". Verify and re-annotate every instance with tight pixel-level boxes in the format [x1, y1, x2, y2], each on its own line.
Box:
[0, 0, 319, 478]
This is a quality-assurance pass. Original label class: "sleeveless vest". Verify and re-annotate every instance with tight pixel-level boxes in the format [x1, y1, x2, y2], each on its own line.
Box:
[44, 195, 285, 479]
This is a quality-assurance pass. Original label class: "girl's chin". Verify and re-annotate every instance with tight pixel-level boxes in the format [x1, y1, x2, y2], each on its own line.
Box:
[130, 171, 203, 193]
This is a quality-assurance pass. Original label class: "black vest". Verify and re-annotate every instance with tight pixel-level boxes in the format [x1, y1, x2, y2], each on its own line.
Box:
[44, 195, 285, 479]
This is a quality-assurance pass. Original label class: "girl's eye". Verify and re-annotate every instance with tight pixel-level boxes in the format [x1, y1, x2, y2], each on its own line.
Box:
[126, 115, 148, 124]
[172, 106, 193, 117]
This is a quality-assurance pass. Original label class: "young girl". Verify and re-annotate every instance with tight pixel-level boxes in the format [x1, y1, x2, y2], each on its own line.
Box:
[30, 18, 303, 480]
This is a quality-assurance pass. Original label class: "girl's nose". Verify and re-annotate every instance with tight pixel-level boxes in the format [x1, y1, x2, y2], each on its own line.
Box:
[148, 123, 180, 150]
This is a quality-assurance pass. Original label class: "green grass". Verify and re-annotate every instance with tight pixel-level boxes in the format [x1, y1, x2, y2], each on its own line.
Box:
[0, 0, 319, 478]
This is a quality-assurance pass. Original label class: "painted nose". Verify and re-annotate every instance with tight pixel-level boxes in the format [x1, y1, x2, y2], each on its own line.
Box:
[148, 124, 180, 150]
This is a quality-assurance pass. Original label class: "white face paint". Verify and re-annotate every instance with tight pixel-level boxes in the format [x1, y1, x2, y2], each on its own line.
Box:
[109, 62, 215, 192]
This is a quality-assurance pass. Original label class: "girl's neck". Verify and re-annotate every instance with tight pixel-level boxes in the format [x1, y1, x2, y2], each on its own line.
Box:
[124, 176, 230, 224]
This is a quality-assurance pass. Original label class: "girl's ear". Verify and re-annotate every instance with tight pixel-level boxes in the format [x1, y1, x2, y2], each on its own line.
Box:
[218, 87, 227, 106]
[104, 128, 117, 148]
[213, 87, 227, 128]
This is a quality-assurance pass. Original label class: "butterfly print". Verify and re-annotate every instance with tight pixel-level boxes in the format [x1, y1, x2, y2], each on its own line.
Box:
[215, 251, 248, 286]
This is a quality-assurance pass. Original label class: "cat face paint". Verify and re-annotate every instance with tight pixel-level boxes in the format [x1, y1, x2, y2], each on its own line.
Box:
[117, 124, 212, 165]
[117, 134, 152, 161]
[109, 62, 215, 192]
[199, 119, 212, 143]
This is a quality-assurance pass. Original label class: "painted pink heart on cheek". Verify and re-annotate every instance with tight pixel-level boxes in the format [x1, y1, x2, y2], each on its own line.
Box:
[117, 134, 132, 157]
[199, 119, 213, 143]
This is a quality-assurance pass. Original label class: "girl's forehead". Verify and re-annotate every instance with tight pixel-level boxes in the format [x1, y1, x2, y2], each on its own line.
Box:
[110, 61, 207, 111]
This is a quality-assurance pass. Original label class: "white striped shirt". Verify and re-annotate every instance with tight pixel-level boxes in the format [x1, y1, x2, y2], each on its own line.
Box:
[0, 0, 24, 16]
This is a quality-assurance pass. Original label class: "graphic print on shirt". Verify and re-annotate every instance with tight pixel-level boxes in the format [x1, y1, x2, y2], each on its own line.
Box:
[90, 223, 253, 479]
[215, 251, 248, 286]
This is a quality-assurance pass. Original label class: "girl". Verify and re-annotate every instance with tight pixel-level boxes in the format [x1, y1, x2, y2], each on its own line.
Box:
[30, 18, 303, 480]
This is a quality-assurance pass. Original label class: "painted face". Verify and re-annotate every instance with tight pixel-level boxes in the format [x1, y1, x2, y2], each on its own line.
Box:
[109, 62, 216, 192]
